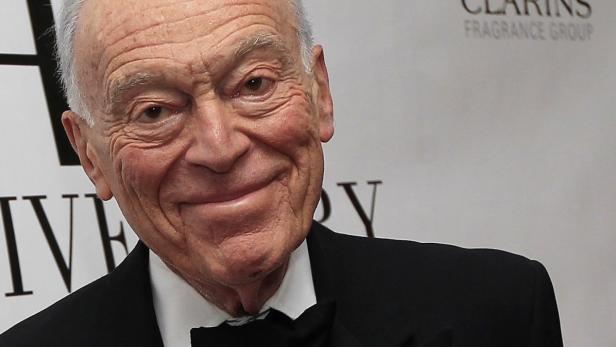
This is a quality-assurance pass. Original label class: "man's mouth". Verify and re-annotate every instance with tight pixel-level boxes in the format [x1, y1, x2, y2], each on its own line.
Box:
[204, 179, 273, 206]
[179, 175, 279, 212]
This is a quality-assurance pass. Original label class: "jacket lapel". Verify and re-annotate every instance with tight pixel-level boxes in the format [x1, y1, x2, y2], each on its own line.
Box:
[97, 241, 164, 347]
[306, 222, 365, 347]
[327, 318, 365, 347]
[307, 222, 450, 347]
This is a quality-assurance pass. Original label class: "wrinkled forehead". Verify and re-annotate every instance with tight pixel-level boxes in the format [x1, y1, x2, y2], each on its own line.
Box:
[73, 0, 300, 89]
[78, 0, 296, 31]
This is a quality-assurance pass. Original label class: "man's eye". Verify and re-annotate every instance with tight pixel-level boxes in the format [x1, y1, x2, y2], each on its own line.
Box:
[138, 106, 173, 123]
[245, 78, 263, 91]
[237, 77, 274, 98]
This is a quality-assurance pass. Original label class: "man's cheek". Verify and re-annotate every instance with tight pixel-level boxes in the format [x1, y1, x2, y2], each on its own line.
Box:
[114, 146, 173, 197]
[255, 100, 318, 151]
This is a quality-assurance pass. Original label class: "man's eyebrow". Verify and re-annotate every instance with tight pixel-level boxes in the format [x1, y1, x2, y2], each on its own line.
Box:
[232, 33, 293, 66]
[107, 72, 157, 111]
[105, 35, 293, 112]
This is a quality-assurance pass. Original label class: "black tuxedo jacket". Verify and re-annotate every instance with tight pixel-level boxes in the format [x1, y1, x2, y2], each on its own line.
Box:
[0, 222, 563, 346]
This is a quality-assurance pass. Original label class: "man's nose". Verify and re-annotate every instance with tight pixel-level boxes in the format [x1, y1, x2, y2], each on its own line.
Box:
[185, 100, 250, 173]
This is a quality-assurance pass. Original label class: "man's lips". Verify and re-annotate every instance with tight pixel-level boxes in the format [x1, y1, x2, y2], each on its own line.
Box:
[180, 176, 277, 206]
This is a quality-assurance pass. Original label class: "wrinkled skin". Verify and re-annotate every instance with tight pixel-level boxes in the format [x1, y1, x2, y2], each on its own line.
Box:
[62, 0, 334, 315]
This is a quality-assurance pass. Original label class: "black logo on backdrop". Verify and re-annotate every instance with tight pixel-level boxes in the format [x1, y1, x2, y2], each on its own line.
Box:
[462, 0, 591, 17]
[461, 0, 594, 41]
[1, 195, 128, 297]
[318, 181, 383, 238]
[0, 0, 78, 165]
[1, 181, 382, 297]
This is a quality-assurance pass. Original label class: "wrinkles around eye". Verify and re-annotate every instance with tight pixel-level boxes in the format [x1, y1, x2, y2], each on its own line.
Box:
[232, 87, 297, 119]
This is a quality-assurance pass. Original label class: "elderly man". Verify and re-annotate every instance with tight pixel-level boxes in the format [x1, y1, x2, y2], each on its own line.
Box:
[0, 0, 563, 346]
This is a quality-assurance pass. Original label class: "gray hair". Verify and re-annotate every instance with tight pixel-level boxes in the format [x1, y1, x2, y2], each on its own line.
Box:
[55, 0, 314, 125]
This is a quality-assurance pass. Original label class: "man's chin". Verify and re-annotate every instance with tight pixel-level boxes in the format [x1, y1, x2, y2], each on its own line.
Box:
[189, 234, 290, 287]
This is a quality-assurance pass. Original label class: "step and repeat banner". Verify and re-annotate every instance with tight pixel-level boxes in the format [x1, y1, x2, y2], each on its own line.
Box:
[1, 1, 615, 345]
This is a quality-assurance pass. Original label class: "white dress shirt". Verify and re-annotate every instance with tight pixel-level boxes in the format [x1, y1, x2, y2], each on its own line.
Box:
[149, 241, 317, 347]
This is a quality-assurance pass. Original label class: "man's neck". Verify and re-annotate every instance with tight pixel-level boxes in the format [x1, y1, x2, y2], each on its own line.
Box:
[161, 257, 289, 317]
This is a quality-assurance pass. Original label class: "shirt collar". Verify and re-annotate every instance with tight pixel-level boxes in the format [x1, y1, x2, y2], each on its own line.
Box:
[149, 240, 316, 347]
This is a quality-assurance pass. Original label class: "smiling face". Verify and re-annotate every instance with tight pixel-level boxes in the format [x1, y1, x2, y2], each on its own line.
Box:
[63, 0, 333, 308]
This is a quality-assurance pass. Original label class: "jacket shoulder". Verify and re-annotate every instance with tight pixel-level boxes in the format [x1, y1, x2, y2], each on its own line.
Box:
[315, 224, 541, 284]
[0, 274, 114, 346]
[309, 223, 562, 345]
[0, 242, 160, 347]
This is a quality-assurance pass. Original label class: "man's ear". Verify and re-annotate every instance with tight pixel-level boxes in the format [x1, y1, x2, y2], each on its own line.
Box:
[61, 111, 113, 201]
[311, 45, 334, 142]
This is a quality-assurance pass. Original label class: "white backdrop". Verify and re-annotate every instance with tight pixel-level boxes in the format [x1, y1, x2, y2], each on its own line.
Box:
[1, 1, 615, 346]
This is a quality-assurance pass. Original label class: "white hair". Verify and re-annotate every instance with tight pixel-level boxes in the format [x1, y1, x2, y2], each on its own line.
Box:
[55, 0, 314, 125]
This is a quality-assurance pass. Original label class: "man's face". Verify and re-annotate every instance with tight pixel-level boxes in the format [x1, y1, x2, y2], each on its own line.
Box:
[65, 0, 333, 291]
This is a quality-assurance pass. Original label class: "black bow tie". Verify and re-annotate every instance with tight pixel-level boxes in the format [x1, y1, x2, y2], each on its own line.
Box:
[190, 301, 336, 347]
